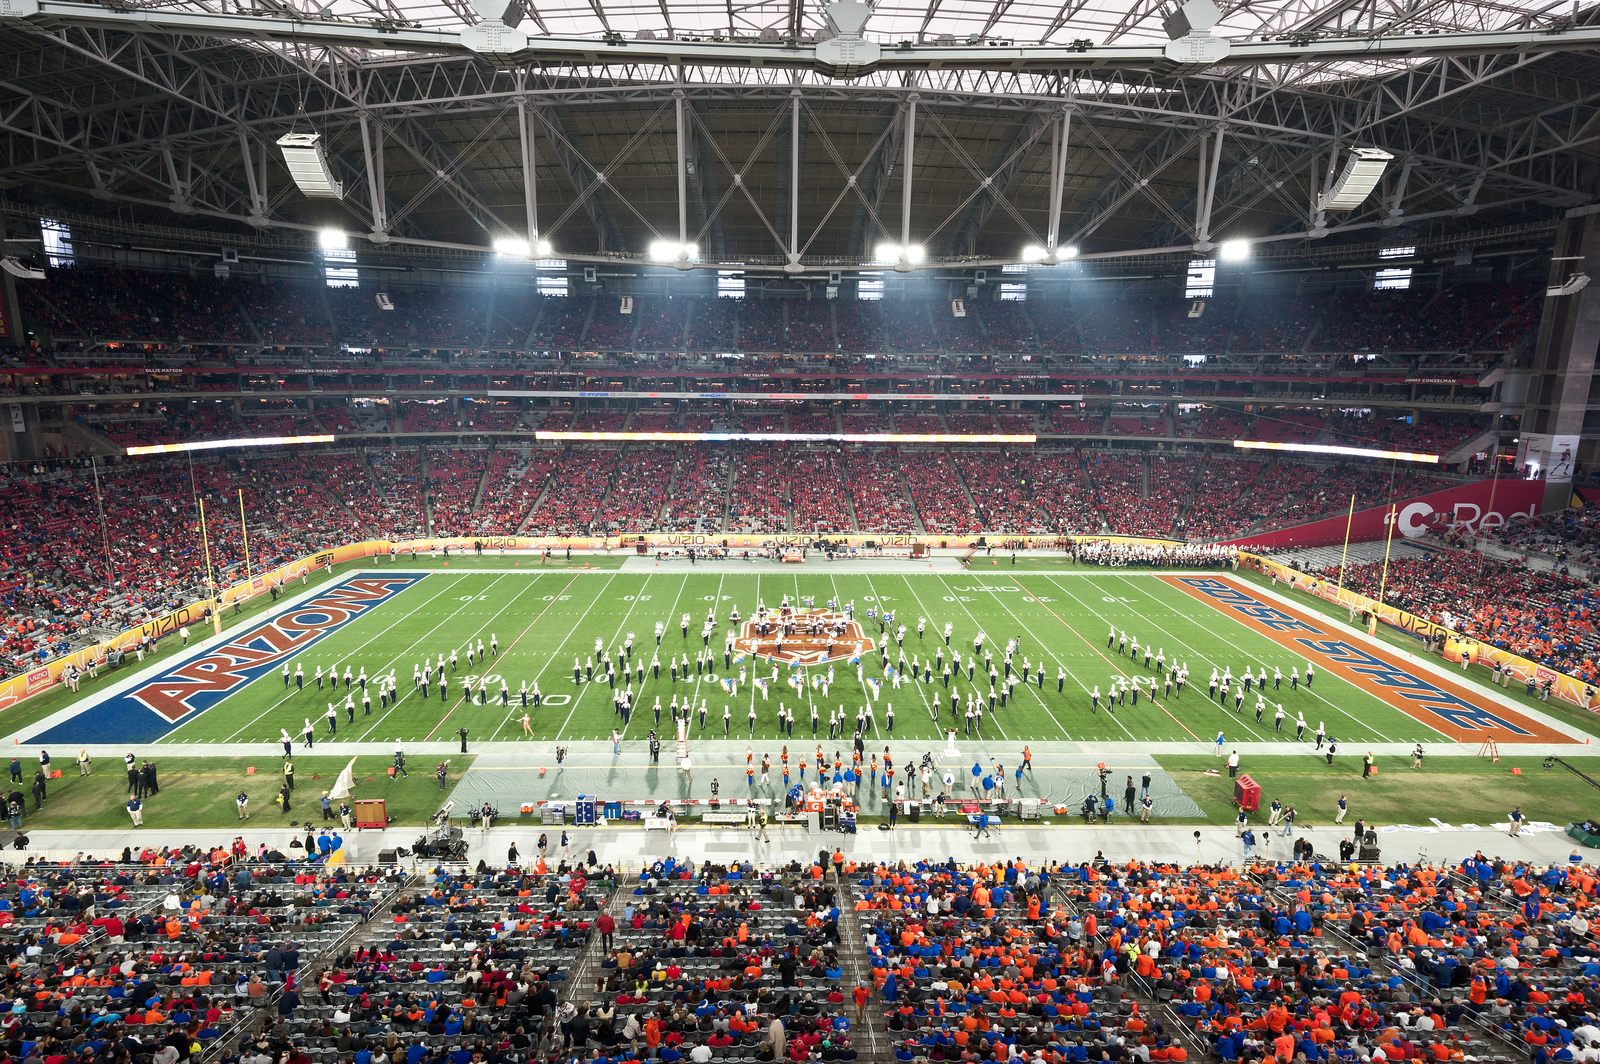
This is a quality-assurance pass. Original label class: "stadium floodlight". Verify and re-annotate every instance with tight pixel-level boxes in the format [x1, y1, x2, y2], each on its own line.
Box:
[874, 242, 926, 268]
[1020, 244, 1049, 263]
[319, 228, 349, 252]
[648, 239, 699, 264]
[1054, 245, 1079, 261]
[1318, 147, 1395, 212]
[276, 132, 344, 200]
[1218, 238, 1250, 262]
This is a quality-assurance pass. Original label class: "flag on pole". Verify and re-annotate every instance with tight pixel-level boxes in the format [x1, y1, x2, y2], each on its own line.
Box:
[327, 756, 358, 800]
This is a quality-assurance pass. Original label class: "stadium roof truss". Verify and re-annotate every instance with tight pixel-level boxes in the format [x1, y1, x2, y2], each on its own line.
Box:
[0, 0, 1596, 269]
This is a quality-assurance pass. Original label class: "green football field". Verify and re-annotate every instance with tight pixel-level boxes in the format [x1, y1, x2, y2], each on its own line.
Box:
[73, 564, 1582, 750]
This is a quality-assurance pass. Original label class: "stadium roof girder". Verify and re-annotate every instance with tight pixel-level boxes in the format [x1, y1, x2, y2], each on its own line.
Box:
[0, 7, 1596, 266]
[8, 0, 1600, 73]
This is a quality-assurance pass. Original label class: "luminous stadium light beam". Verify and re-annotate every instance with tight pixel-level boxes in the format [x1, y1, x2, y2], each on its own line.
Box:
[125, 434, 336, 456]
[1232, 439, 1440, 464]
[537, 431, 1037, 444]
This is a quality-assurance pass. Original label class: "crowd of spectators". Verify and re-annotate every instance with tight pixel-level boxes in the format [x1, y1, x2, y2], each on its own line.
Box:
[1494, 508, 1600, 570]
[726, 447, 791, 534]
[425, 449, 489, 534]
[471, 450, 557, 535]
[1320, 547, 1600, 683]
[1083, 453, 1182, 537]
[839, 450, 921, 534]
[525, 450, 622, 536]
[659, 447, 732, 534]
[589, 859, 850, 1064]
[901, 451, 982, 535]
[13, 267, 1547, 363]
[0, 855, 407, 1064]
[8, 850, 1600, 1064]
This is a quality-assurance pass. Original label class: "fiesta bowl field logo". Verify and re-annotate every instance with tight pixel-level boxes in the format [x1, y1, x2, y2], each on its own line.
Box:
[731, 610, 874, 666]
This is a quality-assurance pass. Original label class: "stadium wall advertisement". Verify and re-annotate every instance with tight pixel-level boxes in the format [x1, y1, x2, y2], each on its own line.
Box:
[1221, 478, 1545, 549]
[1241, 553, 1600, 712]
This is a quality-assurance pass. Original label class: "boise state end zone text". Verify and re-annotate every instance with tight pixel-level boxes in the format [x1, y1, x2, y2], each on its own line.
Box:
[32, 575, 423, 745]
[1174, 577, 1534, 738]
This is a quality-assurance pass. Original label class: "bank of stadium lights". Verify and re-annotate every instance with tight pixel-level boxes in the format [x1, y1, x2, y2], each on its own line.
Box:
[1020, 244, 1078, 264]
[1217, 238, 1251, 262]
[874, 242, 925, 270]
[493, 236, 554, 258]
[648, 240, 699, 266]
[318, 228, 349, 252]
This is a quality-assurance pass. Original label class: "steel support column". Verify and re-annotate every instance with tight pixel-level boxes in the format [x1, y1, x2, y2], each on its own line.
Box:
[359, 112, 388, 237]
[674, 87, 689, 248]
[1196, 125, 1225, 244]
[517, 95, 540, 249]
[1046, 106, 1072, 254]
[789, 88, 801, 262]
[900, 92, 918, 253]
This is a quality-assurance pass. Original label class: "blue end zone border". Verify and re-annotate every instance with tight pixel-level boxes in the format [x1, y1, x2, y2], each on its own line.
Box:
[29, 573, 426, 745]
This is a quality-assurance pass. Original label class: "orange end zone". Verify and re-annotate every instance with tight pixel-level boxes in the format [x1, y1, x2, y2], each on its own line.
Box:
[1161, 574, 1574, 745]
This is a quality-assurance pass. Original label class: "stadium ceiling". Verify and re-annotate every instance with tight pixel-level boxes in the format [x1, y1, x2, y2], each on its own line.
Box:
[0, 0, 1597, 270]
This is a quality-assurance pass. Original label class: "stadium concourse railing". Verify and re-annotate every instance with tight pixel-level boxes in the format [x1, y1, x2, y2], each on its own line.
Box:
[1240, 551, 1600, 712]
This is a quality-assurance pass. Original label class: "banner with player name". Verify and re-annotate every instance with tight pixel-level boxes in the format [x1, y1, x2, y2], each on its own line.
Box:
[1242, 552, 1600, 712]
[1221, 478, 1546, 550]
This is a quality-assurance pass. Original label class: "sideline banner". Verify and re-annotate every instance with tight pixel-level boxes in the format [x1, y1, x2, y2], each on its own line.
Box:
[1241, 552, 1600, 712]
[388, 532, 1180, 552]
[1222, 478, 1544, 550]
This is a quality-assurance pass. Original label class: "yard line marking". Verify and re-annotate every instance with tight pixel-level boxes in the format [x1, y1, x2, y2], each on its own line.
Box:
[369, 572, 563, 739]
[884, 573, 1002, 743]
[487, 572, 646, 741]
[554, 572, 655, 740]
[683, 573, 726, 719]
[908, 576, 1017, 742]
[416, 571, 591, 743]
[617, 569, 693, 742]
[932, 575, 1077, 742]
[1026, 572, 1274, 744]
[194, 572, 478, 745]
[1029, 575, 1203, 742]
[859, 571, 941, 742]
[341, 569, 530, 741]
[1119, 574, 1408, 745]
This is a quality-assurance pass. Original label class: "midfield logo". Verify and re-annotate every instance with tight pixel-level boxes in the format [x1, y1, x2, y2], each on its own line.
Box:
[731, 609, 874, 666]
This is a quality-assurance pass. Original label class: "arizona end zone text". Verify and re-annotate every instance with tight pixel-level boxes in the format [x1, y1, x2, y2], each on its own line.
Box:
[33, 575, 422, 745]
[1167, 576, 1568, 743]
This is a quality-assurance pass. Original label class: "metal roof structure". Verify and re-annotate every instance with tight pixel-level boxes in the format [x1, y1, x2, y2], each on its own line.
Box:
[0, 0, 1596, 270]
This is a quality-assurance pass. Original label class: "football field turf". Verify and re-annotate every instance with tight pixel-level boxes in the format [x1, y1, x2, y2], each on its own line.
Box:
[31, 563, 1587, 751]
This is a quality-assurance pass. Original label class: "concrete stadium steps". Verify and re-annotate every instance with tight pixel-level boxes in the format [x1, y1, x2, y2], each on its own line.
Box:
[835, 877, 893, 1063]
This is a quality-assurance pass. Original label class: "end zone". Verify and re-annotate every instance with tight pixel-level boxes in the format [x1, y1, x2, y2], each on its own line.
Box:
[22, 574, 425, 746]
[1165, 574, 1576, 745]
